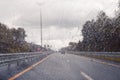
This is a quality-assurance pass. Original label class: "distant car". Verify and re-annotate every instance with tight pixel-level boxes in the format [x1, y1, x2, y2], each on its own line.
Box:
[61, 51, 65, 54]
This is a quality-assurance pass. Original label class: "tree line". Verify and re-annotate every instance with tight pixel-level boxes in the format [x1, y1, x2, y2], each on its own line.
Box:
[0, 23, 31, 53]
[76, 1, 120, 52]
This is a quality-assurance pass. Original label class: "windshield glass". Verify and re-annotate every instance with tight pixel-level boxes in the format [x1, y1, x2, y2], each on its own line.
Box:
[0, 0, 120, 80]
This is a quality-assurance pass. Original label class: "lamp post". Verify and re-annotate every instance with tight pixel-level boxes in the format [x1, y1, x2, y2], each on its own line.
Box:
[40, 6, 43, 47]
[37, 2, 44, 47]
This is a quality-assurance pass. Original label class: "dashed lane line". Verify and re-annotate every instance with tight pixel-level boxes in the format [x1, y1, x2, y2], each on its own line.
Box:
[80, 71, 94, 80]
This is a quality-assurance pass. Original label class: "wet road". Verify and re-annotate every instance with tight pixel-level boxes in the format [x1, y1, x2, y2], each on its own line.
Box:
[11, 53, 120, 80]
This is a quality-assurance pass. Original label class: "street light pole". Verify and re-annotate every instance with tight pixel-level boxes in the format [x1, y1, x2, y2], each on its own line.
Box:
[37, 2, 44, 47]
[40, 6, 43, 47]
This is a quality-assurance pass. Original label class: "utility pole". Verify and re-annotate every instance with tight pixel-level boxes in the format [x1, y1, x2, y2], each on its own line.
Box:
[37, 2, 44, 47]
[40, 6, 43, 47]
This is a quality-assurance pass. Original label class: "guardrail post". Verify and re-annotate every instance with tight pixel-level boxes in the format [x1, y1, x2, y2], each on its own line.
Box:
[17, 61, 20, 66]
[8, 63, 10, 70]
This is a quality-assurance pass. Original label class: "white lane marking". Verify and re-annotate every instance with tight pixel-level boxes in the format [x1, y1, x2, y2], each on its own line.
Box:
[71, 54, 120, 68]
[93, 60, 120, 68]
[80, 71, 94, 80]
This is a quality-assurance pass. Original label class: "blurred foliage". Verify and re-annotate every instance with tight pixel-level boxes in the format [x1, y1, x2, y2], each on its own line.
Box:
[0, 23, 30, 53]
[76, 1, 120, 52]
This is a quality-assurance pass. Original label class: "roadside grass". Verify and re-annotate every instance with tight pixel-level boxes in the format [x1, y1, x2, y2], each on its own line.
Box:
[82, 55, 120, 62]
[69, 53, 120, 63]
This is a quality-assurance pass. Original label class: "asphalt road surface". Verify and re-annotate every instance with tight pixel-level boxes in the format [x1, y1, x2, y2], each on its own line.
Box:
[8, 53, 120, 80]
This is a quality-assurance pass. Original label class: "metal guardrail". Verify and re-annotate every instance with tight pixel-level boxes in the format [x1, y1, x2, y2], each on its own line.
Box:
[67, 51, 120, 58]
[0, 51, 52, 69]
[0, 52, 39, 64]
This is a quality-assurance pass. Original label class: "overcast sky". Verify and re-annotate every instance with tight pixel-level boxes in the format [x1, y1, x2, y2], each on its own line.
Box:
[0, 0, 118, 50]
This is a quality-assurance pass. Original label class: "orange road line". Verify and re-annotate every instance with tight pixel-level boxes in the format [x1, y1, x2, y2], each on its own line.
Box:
[8, 55, 51, 80]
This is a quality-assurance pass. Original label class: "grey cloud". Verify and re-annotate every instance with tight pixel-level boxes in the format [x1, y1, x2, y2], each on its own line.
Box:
[11, 0, 117, 29]
[11, 1, 98, 28]
[0, 0, 117, 28]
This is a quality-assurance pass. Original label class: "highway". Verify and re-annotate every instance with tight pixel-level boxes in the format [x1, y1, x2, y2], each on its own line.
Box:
[7, 53, 120, 80]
